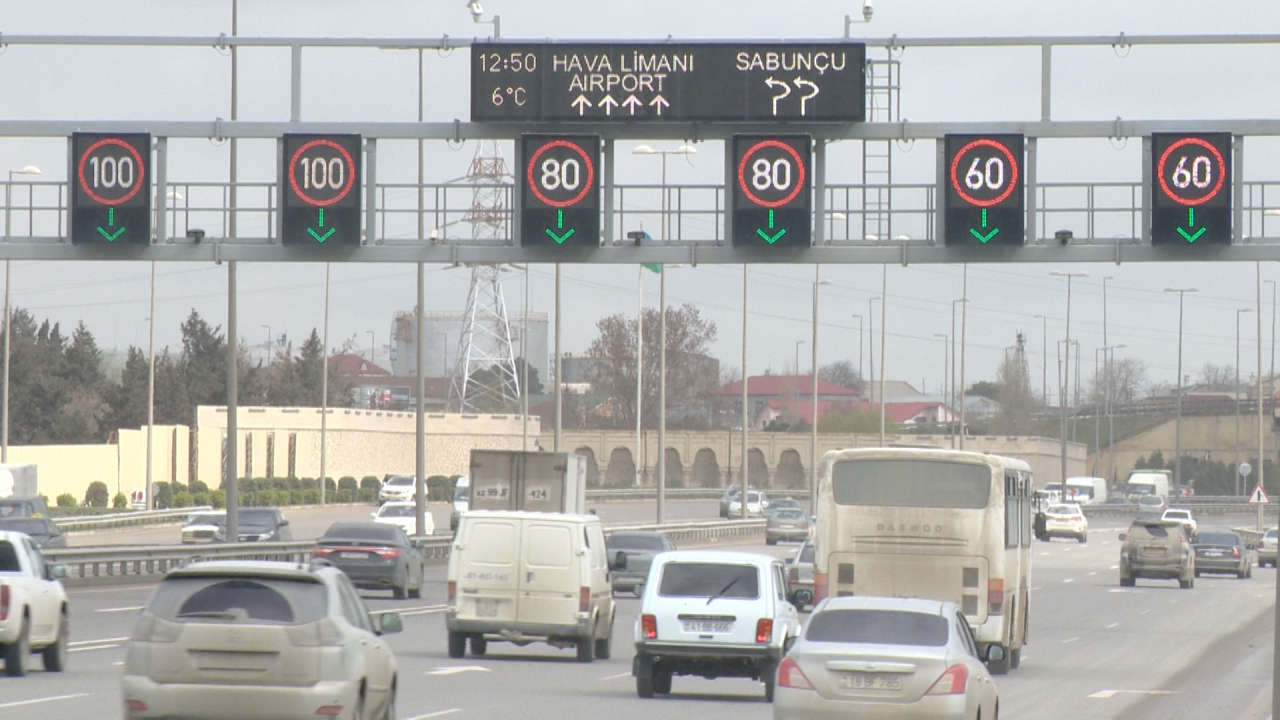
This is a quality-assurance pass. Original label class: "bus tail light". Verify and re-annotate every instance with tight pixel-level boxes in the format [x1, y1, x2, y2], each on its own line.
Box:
[777, 656, 813, 690]
[1231, 546, 1242, 559]
[755, 618, 773, 643]
[988, 579, 1005, 615]
[447, 581, 457, 602]
[925, 663, 969, 695]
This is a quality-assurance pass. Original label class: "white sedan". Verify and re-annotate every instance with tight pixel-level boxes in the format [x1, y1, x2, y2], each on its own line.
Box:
[1044, 503, 1088, 543]
[1161, 508, 1197, 536]
[371, 500, 434, 536]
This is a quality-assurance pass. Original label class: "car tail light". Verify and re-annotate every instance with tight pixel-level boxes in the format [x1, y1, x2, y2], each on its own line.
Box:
[373, 547, 401, 559]
[812, 571, 828, 603]
[579, 586, 591, 613]
[988, 578, 1005, 615]
[777, 656, 813, 690]
[124, 699, 148, 712]
[130, 613, 181, 643]
[926, 663, 969, 695]
[0, 585, 8, 621]
[1232, 546, 1242, 558]
[641, 613, 657, 639]
[788, 566, 799, 583]
[312, 546, 334, 558]
[447, 581, 457, 602]
[755, 618, 773, 643]
[1072, 515, 1083, 521]
[314, 705, 343, 716]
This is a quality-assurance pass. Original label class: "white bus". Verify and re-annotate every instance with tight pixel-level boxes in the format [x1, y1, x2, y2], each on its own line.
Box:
[812, 448, 1033, 674]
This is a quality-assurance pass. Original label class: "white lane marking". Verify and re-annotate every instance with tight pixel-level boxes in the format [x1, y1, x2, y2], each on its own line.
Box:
[1139, 609, 1152, 616]
[1109, 565, 1119, 570]
[0, 694, 89, 711]
[1062, 636, 1080, 644]
[427, 666, 490, 676]
[1106, 622, 1120, 629]
[70, 643, 121, 653]
[1089, 689, 1176, 700]
[1038, 552, 1052, 557]
[96, 605, 144, 613]
[1063, 578, 1075, 584]
[406, 710, 462, 720]
[601, 671, 631, 680]
[112, 661, 124, 666]
[1088, 571, 1098, 576]
[69, 636, 129, 646]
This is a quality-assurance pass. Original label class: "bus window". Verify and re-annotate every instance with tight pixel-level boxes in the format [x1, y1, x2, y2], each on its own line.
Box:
[1005, 471, 1019, 549]
[832, 459, 990, 508]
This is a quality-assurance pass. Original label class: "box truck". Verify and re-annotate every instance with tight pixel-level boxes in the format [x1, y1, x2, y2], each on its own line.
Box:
[468, 450, 587, 514]
[1065, 476, 1108, 505]
[0, 464, 37, 499]
[1125, 469, 1171, 500]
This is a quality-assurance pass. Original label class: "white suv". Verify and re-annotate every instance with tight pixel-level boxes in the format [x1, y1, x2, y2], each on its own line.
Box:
[632, 550, 801, 701]
[1161, 508, 1197, 536]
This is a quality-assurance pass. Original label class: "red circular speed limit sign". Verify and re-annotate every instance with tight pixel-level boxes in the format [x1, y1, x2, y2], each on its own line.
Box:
[1156, 137, 1226, 207]
[287, 138, 357, 207]
[76, 137, 146, 206]
[526, 138, 595, 208]
[736, 139, 806, 208]
[949, 138, 1019, 208]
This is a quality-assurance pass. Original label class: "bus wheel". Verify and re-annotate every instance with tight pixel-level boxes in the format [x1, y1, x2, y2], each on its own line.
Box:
[1009, 647, 1021, 669]
[986, 645, 1010, 675]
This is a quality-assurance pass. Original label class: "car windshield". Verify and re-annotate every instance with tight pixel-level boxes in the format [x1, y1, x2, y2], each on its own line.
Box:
[378, 505, 415, 518]
[1131, 523, 1172, 539]
[805, 609, 949, 646]
[771, 509, 806, 520]
[237, 509, 278, 526]
[1138, 496, 1164, 505]
[322, 523, 402, 543]
[607, 533, 666, 551]
[1267, 529, 1279, 540]
[454, 487, 470, 501]
[658, 562, 759, 599]
[1196, 532, 1239, 546]
[1047, 505, 1077, 515]
[0, 518, 50, 535]
[147, 576, 327, 625]
[387, 477, 414, 486]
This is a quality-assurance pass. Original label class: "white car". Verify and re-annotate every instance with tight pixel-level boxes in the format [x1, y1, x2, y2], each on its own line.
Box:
[378, 475, 415, 503]
[180, 511, 225, 544]
[0, 531, 70, 676]
[1259, 527, 1278, 568]
[1161, 508, 1197, 536]
[728, 490, 770, 518]
[773, 596, 1001, 720]
[123, 560, 403, 720]
[1044, 503, 1088, 543]
[370, 500, 434, 536]
[633, 550, 801, 700]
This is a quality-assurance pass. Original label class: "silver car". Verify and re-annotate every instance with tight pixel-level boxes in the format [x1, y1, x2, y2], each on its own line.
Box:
[123, 560, 403, 720]
[773, 596, 1001, 720]
[605, 530, 674, 595]
[1259, 527, 1278, 567]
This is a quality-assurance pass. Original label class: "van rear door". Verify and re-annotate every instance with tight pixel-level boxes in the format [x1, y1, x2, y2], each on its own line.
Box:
[519, 520, 579, 627]
[456, 516, 521, 623]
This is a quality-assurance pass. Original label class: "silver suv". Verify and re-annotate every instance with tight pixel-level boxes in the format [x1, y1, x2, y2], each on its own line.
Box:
[1120, 519, 1195, 589]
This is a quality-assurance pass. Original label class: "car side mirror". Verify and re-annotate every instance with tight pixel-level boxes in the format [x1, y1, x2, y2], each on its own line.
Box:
[376, 612, 403, 635]
[609, 550, 627, 571]
[984, 644, 1006, 664]
[784, 557, 794, 565]
[280, 519, 290, 526]
[48, 564, 67, 580]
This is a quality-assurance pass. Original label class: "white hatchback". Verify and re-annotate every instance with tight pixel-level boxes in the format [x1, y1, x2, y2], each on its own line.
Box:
[371, 501, 434, 536]
[1161, 508, 1197, 536]
[1044, 503, 1088, 543]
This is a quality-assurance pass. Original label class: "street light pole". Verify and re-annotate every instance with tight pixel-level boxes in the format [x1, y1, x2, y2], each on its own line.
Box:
[810, 269, 827, 511]
[741, 265, 749, 518]
[657, 264, 667, 524]
[1165, 287, 1198, 490]
[1052, 271, 1088, 489]
[868, 296, 879, 402]
[1106, 344, 1126, 487]
[636, 265, 643, 486]
[934, 333, 949, 433]
[1034, 314, 1048, 406]
[1237, 307, 1253, 495]
[958, 266, 968, 450]
[1267, 278, 1277, 388]
[878, 265, 887, 446]
[851, 314, 863, 383]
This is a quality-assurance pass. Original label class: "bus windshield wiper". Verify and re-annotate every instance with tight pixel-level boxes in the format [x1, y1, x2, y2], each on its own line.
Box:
[706, 575, 742, 605]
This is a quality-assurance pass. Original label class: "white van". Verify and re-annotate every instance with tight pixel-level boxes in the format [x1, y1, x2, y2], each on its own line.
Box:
[446, 510, 616, 662]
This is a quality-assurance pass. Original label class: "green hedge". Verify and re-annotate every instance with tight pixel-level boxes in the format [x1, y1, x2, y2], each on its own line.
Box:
[112, 492, 128, 510]
[56, 493, 76, 508]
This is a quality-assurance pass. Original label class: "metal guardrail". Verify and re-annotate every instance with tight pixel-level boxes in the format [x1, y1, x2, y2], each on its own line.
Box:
[45, 518, 766, 584]
[52, 506, 214, 531]
[1082, 503, 1267, 519]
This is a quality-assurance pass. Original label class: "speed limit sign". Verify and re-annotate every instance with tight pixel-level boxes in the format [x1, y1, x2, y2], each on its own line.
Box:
[281, 134, 362, 247]
[517, 134, 600, 248]
[943, 134, 1025, 246]
[1151, 133, 1232, 246]
[730, 135, 812, 248]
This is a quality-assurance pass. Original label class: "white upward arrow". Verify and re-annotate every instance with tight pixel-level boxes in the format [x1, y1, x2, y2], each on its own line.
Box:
[621, 95, 643, 115]
[648, 95, 669, 116]
[598, 94, 618, 116]
[571, 94, 592, 116]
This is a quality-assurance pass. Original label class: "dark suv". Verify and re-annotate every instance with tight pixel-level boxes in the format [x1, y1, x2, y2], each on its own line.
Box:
[1120, 519, 1194, 589]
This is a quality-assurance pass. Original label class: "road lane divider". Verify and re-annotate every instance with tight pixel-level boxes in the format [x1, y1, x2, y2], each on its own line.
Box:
[600, 672, 631, 680]
[405, 710, 461, 720]
[95, 605, 144, 613]
[69, 636, 129, 646]
[0, 694, 90, 711]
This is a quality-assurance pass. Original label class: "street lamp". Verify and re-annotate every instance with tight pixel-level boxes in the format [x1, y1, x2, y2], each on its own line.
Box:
[632, 143, 696, 243]
[1051, 270, 1088, 489]
[794, 340, 805, 377]
[851, 313, 863, 383]
[1034, 314, 1048, 405]
[465, 0, 500, 38]
[366, 330, 376, 365]
[1164, 287, 1198, 489]
[261, 324, 273, 365]
[934, 333, 949, 436]
[1266, 279, 1277, 390]
[1104, 344, 1126, 486]
[1237, 307, 1254, 495]
[2, 164, 41, 463]
[810, 272, 830, 511]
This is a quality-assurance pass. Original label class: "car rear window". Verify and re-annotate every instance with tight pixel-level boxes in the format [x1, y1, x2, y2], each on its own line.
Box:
[1196, 532, 1238, 546]
[659, 562, 759, 599]
[805, 609, 948, 646]
[322, 523, 401, 543]
[1131, 523, 1171, 538]
[772, 509, 806, 520]
[379, 505, 415, 518]
[1267, 529, 1279, 539]
[387, 477, 414, 486]
[1047, 505, 1077, 515]
[148, 576, 327, 625]
[799, 544, 814, 563]
[607, 533, 666, 552]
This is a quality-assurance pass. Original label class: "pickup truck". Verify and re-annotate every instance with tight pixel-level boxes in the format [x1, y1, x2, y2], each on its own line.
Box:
[0, 530, 69, 676]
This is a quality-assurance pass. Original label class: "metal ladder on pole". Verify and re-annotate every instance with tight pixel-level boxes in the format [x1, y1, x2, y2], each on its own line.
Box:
[862, 55, 901, 242]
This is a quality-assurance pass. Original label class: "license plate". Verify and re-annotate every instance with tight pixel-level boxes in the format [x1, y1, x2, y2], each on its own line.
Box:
[838, 672, 902, 691]
[1204, 550, 1224, 556]
[779, 524, 796, 529]
[340, 552, 368, 559]
[682, 620, 731, 633]
[476, 598, 498, 617]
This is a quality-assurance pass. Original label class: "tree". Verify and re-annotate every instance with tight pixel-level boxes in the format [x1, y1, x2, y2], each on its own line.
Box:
[54, 322, 109, 441]
[1088, 356, 1148, 407]
[586, 303, 718, 428]
[178, 309, 227, 420]
[513, 357, 543, 396]
[967, 380, 1001, 400]
[1198, 363, 1234, 389]
[991, 341, 1034, 434]
[817, 404, 881, 433]
[819, 360, 864, 395]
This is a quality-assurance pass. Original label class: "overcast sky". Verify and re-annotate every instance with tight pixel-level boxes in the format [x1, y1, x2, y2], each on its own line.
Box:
[3, 1, 1280, 402]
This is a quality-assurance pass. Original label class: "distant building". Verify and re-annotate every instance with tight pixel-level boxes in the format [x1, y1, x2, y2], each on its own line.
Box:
[712, 375, 859, 429]
[331, 352, 451, 410]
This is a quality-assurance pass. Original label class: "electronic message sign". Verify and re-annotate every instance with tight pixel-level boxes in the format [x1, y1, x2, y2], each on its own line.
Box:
[730, 135, 811, 248]
[518, 134, 600, 248]
[1151, 132, 1231, 246]
[280, 134, 362, 247]
[472, 42, 865, 122]
[943, 134, 1025, 246]
[70, 132, 151, 245]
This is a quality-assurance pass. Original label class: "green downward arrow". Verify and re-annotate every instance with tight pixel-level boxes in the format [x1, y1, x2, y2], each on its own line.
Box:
[545, 209, 575, 244]
[969, 208, 999, 243]
[756, 209, 787, 244]
[96, 207, 126, 242]
[1176, 206, 1206, 243]
[307, 208, 335, 243]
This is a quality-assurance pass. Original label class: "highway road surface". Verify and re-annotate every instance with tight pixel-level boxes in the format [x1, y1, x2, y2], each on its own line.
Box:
[10, 519, 1276, 720]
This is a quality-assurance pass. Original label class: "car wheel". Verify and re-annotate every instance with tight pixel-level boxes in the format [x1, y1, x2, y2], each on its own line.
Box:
[1009, 647, 1021, 669]
[1079, 533, 1087, 544]
[633, 584, 644, 598]
[1119, 574, 1134, 587]
[594, 615, 613, 660]
[576, 630, 595, 663]
[470, 635, 487, 657]
[1179, 577, 1193, 589]
[380, 685, 396, 720]
[41, 610, 68, 672]
[761, 661, 775, 701]
[1194, 569, 1201, 578]
[447, 631, 466, 659]
[654, 662, 673, 695]
[986, 644, 1010, 675]
[3, 617, 28, 677]
[1247, 564, 1253, 578]
[635, 655, 656, 698]
[392, 583, 407, 600]
[408, 584, 421, 599]
[352, 691, 364, 720]
[1238, 566, 1249, 579]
